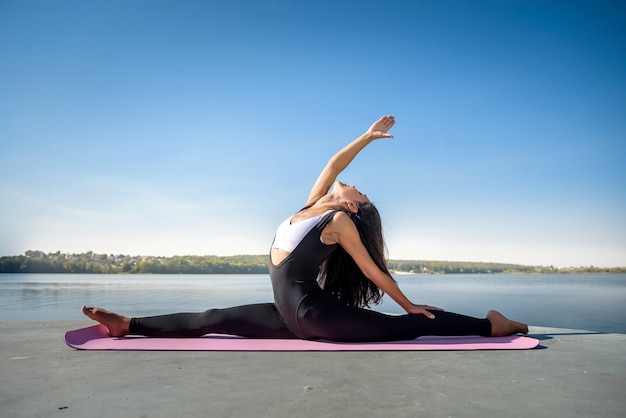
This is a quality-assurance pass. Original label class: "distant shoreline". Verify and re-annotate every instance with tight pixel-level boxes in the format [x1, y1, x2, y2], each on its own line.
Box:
[1, 251, 624, 275]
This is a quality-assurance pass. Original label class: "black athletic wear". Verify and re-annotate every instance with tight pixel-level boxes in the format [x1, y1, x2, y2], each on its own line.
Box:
[130, 211, 491, 340]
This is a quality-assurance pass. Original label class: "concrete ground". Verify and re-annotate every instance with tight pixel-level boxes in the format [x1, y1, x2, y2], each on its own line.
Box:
[1, 320, 624, 418]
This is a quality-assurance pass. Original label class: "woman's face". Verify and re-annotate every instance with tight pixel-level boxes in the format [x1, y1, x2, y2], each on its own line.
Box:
[335, 181, 370, 204]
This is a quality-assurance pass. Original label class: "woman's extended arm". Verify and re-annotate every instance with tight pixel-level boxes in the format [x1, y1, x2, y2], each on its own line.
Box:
[326, 212, 443, 318]
[304, 115, 395, 208]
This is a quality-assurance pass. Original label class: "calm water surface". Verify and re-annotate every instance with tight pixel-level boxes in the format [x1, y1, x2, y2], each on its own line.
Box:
[1, 273, 624, 333]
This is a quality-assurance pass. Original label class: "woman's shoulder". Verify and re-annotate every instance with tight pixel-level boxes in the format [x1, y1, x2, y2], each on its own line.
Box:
[327, 211, 356, 230]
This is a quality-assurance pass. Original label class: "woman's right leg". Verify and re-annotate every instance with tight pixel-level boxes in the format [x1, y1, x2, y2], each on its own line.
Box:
[82, 303, 297, 339]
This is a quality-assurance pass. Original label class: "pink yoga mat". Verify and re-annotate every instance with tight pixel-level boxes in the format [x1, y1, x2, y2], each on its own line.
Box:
[65, 325, 539, 351]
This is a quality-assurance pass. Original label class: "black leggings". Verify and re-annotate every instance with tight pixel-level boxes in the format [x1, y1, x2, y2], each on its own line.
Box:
[129, 302, 491, 341]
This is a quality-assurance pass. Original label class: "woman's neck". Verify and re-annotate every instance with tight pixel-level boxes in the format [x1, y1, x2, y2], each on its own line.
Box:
[309, 193, 343, 212]
[292, 195, 343, 221]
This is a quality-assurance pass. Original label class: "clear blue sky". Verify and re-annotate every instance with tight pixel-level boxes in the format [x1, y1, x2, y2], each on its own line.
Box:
[1, 0, 625, 267]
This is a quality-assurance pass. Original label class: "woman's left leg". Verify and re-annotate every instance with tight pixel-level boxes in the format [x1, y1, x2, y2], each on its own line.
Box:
[130, 303, 297, 338]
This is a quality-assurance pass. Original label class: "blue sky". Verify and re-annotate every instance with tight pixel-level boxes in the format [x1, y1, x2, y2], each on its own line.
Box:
[1, 0, 624, 267]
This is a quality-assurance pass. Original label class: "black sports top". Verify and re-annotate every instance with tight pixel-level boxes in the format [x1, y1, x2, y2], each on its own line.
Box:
[269, 210, 339, 338]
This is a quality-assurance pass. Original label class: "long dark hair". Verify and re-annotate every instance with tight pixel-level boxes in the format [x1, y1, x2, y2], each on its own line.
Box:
[318, 202, 393, 308]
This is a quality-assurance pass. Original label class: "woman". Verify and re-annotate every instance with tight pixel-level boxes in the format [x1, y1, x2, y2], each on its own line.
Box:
[82, 115, 528, 341]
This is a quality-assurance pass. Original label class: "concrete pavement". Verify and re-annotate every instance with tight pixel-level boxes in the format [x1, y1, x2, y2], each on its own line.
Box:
[1, 320, 624, 417]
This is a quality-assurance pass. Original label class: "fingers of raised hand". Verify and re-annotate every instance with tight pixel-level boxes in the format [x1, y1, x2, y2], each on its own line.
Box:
[377, 115, 395, 130]
[381, 115, 395, 126]
[369, 115, 395, 134]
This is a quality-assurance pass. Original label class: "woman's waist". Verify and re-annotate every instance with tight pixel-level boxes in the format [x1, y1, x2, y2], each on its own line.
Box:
[271, 276, 320, 293]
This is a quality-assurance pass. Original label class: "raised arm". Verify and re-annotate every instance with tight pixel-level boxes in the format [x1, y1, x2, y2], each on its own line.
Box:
[304, 115, 395, 208]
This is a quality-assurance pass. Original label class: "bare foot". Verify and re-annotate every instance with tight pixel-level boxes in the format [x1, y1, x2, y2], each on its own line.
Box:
[81, 306, 131, 337]
[487, 310, 529, 337]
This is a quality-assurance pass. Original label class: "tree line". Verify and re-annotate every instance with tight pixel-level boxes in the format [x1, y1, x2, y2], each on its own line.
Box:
[0, 251, 268, 274]
[386, 260, 624, 274]
[0, 251, 624, 275]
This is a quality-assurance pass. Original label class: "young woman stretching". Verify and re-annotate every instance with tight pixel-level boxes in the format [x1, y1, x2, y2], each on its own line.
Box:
[82, 115, 528, 341]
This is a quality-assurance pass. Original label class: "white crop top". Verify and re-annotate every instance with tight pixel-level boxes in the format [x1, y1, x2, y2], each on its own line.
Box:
[272, 210, 334, 253]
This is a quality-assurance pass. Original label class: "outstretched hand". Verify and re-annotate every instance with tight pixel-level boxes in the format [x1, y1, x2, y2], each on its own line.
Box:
[366, 115, 395, 139]
[407, 304, 444, 319]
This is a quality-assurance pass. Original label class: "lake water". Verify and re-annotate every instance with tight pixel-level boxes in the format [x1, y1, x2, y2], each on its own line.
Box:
[1, 273, 624, 334]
